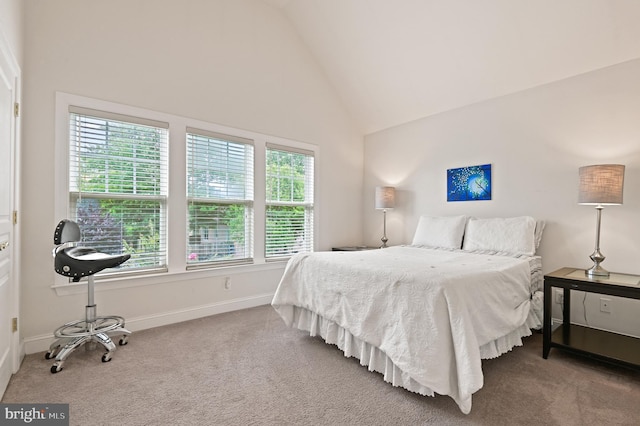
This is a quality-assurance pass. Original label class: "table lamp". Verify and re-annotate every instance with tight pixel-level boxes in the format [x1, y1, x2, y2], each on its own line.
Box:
[578, 164, 625, 277]
[375, 186, 395, 248]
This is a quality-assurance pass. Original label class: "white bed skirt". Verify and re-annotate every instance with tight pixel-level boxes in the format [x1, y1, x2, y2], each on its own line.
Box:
[287, 290, 543, 400]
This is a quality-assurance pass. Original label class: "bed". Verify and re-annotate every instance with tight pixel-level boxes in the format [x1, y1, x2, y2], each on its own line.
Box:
[271, 215, 544, 414]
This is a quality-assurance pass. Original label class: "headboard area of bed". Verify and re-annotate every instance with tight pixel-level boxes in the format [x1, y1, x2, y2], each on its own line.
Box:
[411, 215, 545, 256]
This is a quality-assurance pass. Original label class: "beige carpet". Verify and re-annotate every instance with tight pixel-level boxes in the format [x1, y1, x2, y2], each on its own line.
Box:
[3, 305, 640, 425]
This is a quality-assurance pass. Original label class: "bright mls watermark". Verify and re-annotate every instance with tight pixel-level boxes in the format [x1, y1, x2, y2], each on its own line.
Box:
[0, 404, 68, 425]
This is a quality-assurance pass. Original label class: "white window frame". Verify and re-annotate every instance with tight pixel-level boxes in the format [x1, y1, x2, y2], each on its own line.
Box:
[186, 128, 255, 269]
[53, 92, 319, 292]
[265, 143, 315, 260]
[68, 106, 170, 276]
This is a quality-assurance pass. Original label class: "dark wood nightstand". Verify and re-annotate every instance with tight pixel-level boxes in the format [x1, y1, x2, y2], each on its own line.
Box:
[543, 267, 640, 370]
[331, 246, 378, 251]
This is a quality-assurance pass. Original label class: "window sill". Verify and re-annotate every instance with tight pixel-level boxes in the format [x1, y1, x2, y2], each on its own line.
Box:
[51, 260, 288, 297]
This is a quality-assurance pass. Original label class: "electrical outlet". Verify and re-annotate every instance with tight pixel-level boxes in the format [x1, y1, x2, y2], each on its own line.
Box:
[600, 298, 612, 313]
[554, 289, 564, 304]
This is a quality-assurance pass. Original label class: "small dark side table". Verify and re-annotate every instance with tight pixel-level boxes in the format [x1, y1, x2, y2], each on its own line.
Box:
[543, 267, 640, 370]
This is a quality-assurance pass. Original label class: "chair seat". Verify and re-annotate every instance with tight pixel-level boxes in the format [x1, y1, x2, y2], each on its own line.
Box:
[55, 247, 131, 282]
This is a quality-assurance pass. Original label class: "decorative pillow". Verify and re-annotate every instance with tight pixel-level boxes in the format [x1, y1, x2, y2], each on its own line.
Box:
[534, 220, 545, 250]
[462, 216, 536, 256]
[412, 215, 467, 249]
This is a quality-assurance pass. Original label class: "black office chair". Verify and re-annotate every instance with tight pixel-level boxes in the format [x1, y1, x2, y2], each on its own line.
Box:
[46, 219, 132, 373]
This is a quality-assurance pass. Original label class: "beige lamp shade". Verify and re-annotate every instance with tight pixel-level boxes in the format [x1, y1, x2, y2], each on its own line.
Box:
[375, 186, 395, 209]
[578, 164, 624, 205]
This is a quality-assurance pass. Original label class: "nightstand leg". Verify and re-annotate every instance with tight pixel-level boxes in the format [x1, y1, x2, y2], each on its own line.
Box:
[562, 288, 571, 343]
[543, 281, 552, 358]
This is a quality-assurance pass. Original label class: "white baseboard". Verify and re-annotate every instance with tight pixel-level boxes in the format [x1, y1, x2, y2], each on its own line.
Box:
[23, 293, 275, 355]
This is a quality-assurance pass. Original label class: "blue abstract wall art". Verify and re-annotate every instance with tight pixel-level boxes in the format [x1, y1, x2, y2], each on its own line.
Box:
[447, 164, 492, 201]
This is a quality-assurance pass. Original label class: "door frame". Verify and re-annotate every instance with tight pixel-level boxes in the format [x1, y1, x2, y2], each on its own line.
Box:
[0, 28, 22, 397]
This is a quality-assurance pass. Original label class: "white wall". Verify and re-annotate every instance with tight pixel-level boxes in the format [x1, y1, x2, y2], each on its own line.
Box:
[0, 0, 23, 65]
[364, 59, 640, 337]
[21, 0, 363, 351]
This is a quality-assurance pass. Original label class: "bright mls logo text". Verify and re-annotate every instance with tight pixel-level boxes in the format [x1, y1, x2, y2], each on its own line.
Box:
[1, 404, 68, 425]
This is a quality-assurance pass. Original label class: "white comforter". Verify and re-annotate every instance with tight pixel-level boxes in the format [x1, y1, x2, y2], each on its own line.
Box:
[271, 246, 533, 413]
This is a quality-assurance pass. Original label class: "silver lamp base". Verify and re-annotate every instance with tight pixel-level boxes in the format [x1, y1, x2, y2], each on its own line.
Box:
[380, 209, 389, 248]
[585, 249, 609, 277]
[380, 236, 388, 249]
[585, 207, 610, 278]
[585, 264, 610, 278]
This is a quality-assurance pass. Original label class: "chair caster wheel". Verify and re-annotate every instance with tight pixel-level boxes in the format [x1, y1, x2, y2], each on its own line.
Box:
[119, 336, 128, 346]
[102, 353, 112, 363]
[45, 346, 60, 359]
[51, 364, 63, 374]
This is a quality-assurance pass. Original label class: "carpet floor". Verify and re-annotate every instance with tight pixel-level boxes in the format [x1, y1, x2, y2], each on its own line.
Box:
[3, 305, 640, 425]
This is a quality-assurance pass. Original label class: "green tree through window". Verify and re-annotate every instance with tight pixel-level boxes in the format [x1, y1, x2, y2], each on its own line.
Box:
[186, 130, 253, 266]
[69, 109, 168, 271]
[265, 146, 314, 257]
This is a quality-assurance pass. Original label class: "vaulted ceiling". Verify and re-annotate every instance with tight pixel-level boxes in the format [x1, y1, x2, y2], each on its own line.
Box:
[265, 0, 640, 134]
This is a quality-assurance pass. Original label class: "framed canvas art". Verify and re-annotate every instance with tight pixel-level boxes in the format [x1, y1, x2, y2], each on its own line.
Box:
[447, 164, 491, 201]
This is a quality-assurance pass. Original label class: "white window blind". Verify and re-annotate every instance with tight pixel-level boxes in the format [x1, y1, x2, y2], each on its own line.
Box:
[68, 107, 169, 274]
[265, 144, 314, 258]
[186, 128, 254, 268]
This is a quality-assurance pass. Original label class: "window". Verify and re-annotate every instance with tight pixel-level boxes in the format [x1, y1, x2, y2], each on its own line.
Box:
[265, 144, 314, 258]
[186, 128, 254, 268]
[68, 107, 169, 274]
[58, 93, 317, 282]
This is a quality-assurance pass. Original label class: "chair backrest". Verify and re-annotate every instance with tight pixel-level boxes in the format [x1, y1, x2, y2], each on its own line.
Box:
[54, 219, 81, 245]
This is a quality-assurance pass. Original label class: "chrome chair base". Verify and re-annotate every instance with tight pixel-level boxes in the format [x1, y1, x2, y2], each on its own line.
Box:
[46, 305, 131, 374]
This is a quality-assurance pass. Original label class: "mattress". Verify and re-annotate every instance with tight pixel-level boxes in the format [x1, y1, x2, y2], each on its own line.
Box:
[272, 246, 542, 413]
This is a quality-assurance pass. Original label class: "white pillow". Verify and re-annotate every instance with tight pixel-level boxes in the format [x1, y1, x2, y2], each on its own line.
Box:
[462, 216, 536, 256]
[534, 220, 545, 250]
[412, 215, 467, 249]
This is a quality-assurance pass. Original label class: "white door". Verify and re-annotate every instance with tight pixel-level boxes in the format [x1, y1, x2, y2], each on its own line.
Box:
[0, 41, 18, 398]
